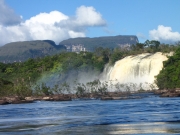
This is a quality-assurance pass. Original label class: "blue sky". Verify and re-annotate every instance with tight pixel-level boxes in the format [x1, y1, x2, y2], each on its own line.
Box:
[0, 0, 180, 46]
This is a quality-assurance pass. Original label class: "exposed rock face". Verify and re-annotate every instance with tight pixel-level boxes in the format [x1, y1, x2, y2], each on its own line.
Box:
[25, 97, 34, 101]
[38, 95, 72, 101]
[59, 35, 138, 52]
[52, 95, 72, 101]
[2, 89, 180, 105]
[4, 96, 21, 103]
[0, 96, 34, 105]
[0, 94, 73, 105]
[154, 89, 180, 97]
[160, 91, 180, 97]
[42, 96, 53, 101]
[0, 100, 9, 105]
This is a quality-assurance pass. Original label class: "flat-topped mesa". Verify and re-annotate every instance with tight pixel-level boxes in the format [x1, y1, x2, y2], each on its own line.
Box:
[59, 35, 138, 52]
[0, 40, 66, 63]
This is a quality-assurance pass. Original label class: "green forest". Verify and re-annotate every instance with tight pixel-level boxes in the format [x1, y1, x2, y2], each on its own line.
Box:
[0, 40, 180, 98]
[156, 46, 180, 89]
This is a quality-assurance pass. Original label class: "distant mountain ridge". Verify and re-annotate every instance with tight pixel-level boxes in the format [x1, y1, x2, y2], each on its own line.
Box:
[59, 35, 139, 51]
[0, 35, 139, 63]
[0, 40, 66, 63]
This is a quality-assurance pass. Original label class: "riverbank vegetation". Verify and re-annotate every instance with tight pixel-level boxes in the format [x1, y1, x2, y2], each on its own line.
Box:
[0, 51, 109, 97]
[156, 45, 180, 89]
[0, 40, 179, 98]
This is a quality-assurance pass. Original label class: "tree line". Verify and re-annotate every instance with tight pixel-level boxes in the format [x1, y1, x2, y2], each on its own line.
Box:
[0, 40, 179, 97]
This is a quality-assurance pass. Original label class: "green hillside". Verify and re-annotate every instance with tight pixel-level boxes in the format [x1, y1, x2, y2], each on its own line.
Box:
[0, 40, 66, 63]
[59, 35, 138, 51]
[0, 40, 178, 97]
[0, 35, 138, 63]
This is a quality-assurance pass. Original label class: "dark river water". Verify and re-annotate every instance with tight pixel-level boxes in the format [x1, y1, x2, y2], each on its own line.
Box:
[1, 93, 180, 135]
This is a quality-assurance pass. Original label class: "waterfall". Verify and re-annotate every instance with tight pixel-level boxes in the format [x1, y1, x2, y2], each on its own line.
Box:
[100, 64, 114, 81]
[104, 52, 169, 90]
[37, 52, 170, 92]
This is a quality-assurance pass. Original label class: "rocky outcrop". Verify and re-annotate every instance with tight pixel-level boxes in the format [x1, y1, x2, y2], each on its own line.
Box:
[154, 89, 180, 97]
[160, 92, 180, 97]
[0, 94, 73, 105]
[51, 95, 72, 101]
[101, 96, 141, 100]
[0, 100, 9, 105]
[0, 96, 34, 105]
[39, 95, 72, 101]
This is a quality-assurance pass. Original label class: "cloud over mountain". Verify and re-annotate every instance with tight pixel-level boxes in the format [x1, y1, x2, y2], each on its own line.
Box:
[149, 25, 180, 44]
[0, 1, 106, 46]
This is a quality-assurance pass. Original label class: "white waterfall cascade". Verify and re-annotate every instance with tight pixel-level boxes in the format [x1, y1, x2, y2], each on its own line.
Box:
[103, 52, 170, 91]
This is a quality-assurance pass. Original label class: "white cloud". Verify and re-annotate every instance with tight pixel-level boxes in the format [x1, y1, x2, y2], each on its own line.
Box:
[0, 0, 21, 26]
[75, 6, 106, 26]
[0, 3, 106, 46]
[149, 25, 180, 43]
[25, 11, 68, 25]
[136, 33, 146, 39]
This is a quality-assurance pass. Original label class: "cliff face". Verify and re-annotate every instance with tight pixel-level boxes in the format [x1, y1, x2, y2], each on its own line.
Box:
[59, 35, 139, 52]
[0, 40, 66, 63]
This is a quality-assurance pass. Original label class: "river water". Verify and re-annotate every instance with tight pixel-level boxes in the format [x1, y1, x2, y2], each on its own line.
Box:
[0, 93, 180, 135]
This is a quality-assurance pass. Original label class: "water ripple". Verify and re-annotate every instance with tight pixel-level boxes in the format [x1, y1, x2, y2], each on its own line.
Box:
[0, 93, 180, 134]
